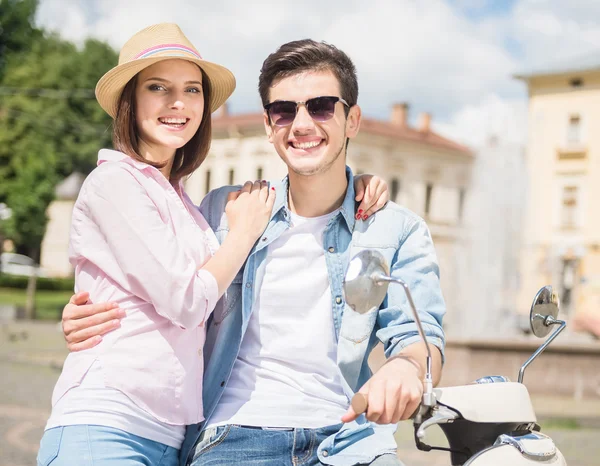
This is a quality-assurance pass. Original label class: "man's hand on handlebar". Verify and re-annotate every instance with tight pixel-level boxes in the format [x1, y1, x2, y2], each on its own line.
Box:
[341, 355, 423, 425]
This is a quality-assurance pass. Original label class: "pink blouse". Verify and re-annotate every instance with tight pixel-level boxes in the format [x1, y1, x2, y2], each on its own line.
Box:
[51, 149, 220, 425]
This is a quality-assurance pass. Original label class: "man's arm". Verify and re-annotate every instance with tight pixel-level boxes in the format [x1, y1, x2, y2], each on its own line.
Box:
[342, 217, 446, 424]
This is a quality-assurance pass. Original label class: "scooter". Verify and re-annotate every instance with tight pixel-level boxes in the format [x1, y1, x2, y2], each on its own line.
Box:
[343, 250, 568, 465]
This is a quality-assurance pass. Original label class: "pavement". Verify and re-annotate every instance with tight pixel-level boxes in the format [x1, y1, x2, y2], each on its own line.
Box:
[1, 320, 599, 465]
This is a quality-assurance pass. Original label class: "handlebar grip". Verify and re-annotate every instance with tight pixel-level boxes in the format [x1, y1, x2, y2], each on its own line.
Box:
[351, 393, 368, 415]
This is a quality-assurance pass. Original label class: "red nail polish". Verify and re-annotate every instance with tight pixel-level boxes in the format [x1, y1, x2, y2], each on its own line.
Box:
[271, 187, 275, 191]
[357, 209, 363, 214]
[363, 214, 368, 220]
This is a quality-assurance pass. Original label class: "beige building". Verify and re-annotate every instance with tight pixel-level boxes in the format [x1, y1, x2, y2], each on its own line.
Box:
[186, 104, 474, 331]
[40, 172, 85, 277]
[516, 60, 600, 321]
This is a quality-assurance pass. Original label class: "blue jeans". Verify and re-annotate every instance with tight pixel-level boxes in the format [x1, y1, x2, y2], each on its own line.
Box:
[190, 424, 403, 466]
[37, 425, 179, 466]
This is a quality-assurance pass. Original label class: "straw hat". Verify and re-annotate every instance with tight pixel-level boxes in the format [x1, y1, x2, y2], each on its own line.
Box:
[95, 23, 235, 118]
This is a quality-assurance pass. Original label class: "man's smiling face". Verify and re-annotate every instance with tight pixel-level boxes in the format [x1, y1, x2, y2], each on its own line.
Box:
[263, 69, 361, 177]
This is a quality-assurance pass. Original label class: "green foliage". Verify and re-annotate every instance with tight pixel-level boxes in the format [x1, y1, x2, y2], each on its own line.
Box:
[0, 1, 117, 257]
[542, 417, 581, 430]
[0, 274, 75, 291]
[0, 0, 42, 79]
[0, 286, 73, 320]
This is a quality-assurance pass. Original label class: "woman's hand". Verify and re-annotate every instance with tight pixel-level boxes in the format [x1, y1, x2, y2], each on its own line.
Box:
[354, 174, 389, 220]
[225, 180, 276, 245]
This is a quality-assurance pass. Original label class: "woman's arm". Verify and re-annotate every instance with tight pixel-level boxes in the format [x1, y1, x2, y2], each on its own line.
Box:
[199, 181, 275, 297]
[77, 166, 273, 329]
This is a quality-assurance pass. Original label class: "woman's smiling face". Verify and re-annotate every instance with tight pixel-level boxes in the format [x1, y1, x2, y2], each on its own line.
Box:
[134, 59, 205, 155]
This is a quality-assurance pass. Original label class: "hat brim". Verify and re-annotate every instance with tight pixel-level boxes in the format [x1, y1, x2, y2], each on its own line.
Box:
[95, 56, 236, 118]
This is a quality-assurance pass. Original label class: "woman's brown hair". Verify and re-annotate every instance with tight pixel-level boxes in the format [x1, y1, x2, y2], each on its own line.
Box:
[112, 66, 212, 184]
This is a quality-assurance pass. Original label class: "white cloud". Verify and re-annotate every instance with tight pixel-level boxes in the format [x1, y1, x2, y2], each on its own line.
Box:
[325, 0, 520, 127]
[34, 0, 600, 147]
[434, 93, 528, 147]
[502, 0, 600, 66]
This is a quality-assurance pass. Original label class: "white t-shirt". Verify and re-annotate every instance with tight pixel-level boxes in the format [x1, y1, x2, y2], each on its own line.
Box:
[208, 209, 349, 428]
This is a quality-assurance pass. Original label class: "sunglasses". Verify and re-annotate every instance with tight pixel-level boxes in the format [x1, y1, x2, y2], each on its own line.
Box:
[264, 96, 350, 127]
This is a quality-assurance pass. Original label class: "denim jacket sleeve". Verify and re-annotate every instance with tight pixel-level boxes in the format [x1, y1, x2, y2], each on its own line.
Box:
[375, 217, 446, 363]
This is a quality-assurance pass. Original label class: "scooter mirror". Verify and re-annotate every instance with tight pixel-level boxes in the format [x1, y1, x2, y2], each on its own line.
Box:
[344, 249, 437, 412]
[343, 250, 390, 314]
[529, 285, 560, 338]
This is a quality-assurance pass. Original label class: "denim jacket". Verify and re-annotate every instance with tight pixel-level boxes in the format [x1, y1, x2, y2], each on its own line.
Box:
[180, 167, 446, 466]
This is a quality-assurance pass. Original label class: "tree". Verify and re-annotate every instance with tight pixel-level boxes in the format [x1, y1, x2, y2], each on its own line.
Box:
[0, 26, 117, 258]
[0, 0, 42, 80]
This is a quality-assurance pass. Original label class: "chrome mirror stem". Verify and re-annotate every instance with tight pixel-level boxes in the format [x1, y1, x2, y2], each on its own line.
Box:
[518, 317, 566, 383]
[376, 274, 435, 408]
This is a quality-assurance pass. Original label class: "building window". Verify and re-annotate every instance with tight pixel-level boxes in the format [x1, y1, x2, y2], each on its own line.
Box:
[257, 166, 263, 180]
[205, 170, 211, 195]
[567, 115, 581, 144]
[424, 183, 433, 217]
[229, 169, 235, 185]
[561, 185, 578, 228]
[390, 178, 400, 202]
[569, 77, 583, 88]
[458, 188, 466, 222]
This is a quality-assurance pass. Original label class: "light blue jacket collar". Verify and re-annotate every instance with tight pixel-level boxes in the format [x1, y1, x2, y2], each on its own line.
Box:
[270, 166, 357, 232]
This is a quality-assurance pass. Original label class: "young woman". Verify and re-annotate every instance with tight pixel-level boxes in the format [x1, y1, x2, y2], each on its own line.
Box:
[37, 23, 388, 466]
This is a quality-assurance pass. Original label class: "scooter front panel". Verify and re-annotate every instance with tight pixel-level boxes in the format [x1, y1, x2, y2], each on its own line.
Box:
[464, 443, 567, 466]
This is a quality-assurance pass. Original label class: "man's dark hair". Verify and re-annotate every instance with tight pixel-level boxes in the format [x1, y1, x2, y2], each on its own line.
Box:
[258, 39, 358, 110]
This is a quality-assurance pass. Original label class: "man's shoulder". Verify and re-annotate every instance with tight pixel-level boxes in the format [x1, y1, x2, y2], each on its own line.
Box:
[371, 201, 424, 230]
[379, 201, 423, 222]
[199, 185, 240, 212]
[199, 185, 241, 232]
[202, 185, 240, 205]
[352, 201, 425, 247]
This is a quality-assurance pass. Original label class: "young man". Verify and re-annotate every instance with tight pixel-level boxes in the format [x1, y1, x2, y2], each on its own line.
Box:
[61, 40, 446, 466]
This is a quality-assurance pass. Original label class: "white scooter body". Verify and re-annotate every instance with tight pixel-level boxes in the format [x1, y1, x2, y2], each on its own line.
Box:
[466, 444, 567, 466]
[431, 384, 567, 465]
[435, 383, 536, 423]
[343, 250, 569, 466]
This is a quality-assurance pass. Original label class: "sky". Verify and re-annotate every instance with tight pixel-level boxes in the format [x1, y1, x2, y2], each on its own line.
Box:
[35, 0, 600, 148]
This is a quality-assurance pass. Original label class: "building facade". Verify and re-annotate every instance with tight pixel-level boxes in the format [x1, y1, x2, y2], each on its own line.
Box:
[516, 61, 600, 322]
[40, 172, 85, 278]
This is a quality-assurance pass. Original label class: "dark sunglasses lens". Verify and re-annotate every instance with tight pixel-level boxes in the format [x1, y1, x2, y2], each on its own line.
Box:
[306, 97, 337, 122]
[269, 101, 297, 126]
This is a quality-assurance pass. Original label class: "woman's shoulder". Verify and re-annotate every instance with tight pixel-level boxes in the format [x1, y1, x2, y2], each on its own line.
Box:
[84, 155, 141, 188]
[75, 160, 145, 211]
